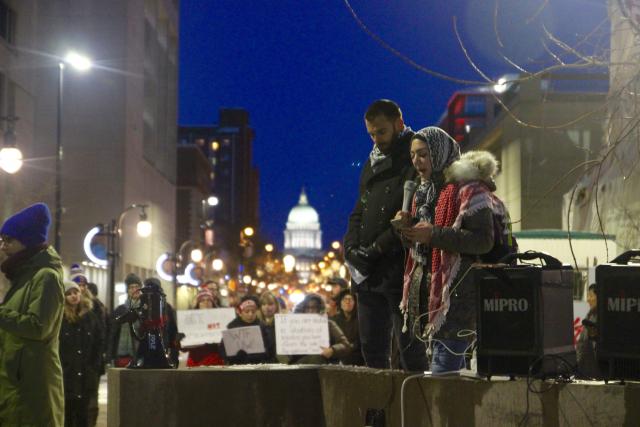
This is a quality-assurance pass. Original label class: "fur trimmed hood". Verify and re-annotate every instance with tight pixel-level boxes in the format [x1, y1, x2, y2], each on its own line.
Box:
[444, 150, 499, 184]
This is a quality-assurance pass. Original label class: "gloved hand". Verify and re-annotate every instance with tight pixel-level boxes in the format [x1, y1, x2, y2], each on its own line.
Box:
[345, 244, 382, 275]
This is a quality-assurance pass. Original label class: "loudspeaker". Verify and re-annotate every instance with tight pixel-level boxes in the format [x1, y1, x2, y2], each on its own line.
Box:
[596, 250, 640, 381]
[476, 252, 576, 378]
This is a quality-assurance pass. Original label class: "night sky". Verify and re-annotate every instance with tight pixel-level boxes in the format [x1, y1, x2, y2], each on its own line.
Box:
[178, 0, 608, 249]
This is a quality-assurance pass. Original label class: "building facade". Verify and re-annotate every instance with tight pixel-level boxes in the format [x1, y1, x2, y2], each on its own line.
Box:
[178, 108, 260, 271]
[284, 189, 323, 284]
[0, 0, 179, 306]
[564, 1, 640, 253]
[446, 72, 608, 231]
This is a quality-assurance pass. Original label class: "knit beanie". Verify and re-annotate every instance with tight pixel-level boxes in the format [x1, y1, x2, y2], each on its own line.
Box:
[0, 203, 51, 248]
[69, 263, 87, 284]
[196, 289, 214, 304]
[124, 273, 142, 287]
[64, 280, 80, 294]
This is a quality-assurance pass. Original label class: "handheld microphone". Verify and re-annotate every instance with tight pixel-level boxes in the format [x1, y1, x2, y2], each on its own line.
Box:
[402, 181, 417, 212]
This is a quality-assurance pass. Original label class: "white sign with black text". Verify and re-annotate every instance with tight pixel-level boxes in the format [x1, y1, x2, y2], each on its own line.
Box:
[275, 313, 330, 355]
[177, 308, 236, 348]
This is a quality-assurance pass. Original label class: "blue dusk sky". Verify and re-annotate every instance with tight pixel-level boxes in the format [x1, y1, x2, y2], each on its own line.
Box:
[178, 0, 608, 249]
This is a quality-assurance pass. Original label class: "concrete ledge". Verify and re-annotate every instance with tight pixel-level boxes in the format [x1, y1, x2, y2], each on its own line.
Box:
[108, 366, 640, 426]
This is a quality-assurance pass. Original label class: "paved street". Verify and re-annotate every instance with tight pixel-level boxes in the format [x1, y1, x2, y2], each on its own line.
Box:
[97, 376, 107, 427]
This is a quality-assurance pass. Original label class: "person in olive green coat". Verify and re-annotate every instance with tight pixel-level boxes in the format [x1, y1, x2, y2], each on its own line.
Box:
[0, 203, 65, 426]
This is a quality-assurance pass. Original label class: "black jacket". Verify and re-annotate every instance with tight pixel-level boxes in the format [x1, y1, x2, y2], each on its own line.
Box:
[220, 317, 276, 364]
[59, 310, 104, 400]
[330, 312, 364, 366]
[344, 128, 416, 293]
[107, 302, 135, 362]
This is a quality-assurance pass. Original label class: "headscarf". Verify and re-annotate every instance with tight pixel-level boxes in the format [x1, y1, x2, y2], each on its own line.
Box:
[400, 127, 460, 331]
[410, 127, 460, 264]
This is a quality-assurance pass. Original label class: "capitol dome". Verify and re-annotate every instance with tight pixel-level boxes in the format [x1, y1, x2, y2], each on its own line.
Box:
[284, 189, 323, 283]
[287, 190, 320, 228]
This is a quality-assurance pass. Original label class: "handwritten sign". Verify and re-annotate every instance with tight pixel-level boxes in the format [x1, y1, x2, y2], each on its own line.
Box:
[177, 308, 236, 347]
[221, 326, 265, 356]
[274, 313, 330, 355]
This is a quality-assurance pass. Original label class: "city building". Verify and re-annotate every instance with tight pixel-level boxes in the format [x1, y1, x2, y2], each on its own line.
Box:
[439, 71, 608, 231]
[178, 108, 260, 271]
[176, 144, 212, 251]
[564, 2, 640, 253]
[283, 188, 323, 283]
[0, 0, 179, 306]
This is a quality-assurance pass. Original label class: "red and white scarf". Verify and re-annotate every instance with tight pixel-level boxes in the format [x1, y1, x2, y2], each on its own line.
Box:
[427, 180, 497, 336]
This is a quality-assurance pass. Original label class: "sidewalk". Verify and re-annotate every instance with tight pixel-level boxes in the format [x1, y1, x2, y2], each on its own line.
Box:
[97, 375, 108, 427]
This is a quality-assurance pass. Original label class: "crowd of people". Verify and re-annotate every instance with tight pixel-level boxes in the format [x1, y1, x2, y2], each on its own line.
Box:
[0, 98, 600, 427]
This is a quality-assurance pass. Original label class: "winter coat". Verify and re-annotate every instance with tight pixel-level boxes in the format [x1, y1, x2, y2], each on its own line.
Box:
[344, 128, 417, 293]
[186, 343, 224, 367]
[330, 312, 364, 366]
[59, 309, 104, 401]
[107, 301, 138, 363]
[0, 246, 65, 427]
[288, 319, 353, 365]
[430, 152, 496, 341]
[576, 308, 601, 379]
[220, 317, 276, 364]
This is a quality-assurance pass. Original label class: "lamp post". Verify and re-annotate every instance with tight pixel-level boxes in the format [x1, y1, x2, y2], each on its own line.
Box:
[54, 51, 93, 253]
[83, 203, 151, 310]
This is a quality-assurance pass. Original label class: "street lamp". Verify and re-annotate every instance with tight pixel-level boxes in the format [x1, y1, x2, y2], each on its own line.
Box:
[283, 254, 296, 273]
[83, 203, 150, 309]
[54, 50, 93, 253]
[0, 116, 22, 174]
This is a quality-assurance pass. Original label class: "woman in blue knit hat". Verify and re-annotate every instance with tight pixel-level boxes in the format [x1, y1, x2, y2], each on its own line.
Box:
[0, 203, 65, 426]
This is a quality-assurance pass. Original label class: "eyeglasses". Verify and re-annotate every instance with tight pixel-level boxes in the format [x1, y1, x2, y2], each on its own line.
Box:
[0, 236, 15, 245]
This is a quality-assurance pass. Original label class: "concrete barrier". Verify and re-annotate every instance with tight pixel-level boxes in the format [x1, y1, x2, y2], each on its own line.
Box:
[108, 365, 640, 426]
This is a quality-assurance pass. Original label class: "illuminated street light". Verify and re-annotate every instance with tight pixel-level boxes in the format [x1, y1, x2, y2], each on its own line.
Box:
[212, 258, 224, 271]
[65, 51, 93, 71]
[0, 148, 22, 174]
[190, 248, 203, 263]
[328, 251, 335, 259]
[243, 226, 254, 237]
[331, 241, 341, 250]
[0, 116, 23, 174]
[242, 275, 252, 285]
[83, 203, 151, 309]
[207, 195, 219, 206]
[135, 206, 152, 237]
[283, 254, 296, 273]
[265, 243, 274, 253]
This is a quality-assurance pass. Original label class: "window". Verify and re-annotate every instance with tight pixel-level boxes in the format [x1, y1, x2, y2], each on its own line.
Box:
[0, 2, 16, 44]
[464, 96, 486, 116]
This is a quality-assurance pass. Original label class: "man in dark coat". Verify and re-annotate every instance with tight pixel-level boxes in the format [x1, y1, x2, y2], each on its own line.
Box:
[107, 273, 142, 367]
[344, 99, 427, 372]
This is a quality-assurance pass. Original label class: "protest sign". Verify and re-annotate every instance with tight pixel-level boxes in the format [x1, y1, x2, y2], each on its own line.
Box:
[177, 308, 236, 347]
[274, 313, 330, 355]
[221, 326, 265, 356]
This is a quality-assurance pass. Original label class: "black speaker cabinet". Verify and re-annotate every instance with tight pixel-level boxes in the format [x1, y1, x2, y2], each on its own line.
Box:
[476, 252, 576, 378]
[596, 250, 640, 381]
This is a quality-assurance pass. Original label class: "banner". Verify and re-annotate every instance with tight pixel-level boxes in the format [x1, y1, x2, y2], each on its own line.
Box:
[275, 313, 330, 355]
[177, 308, 236, 347]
